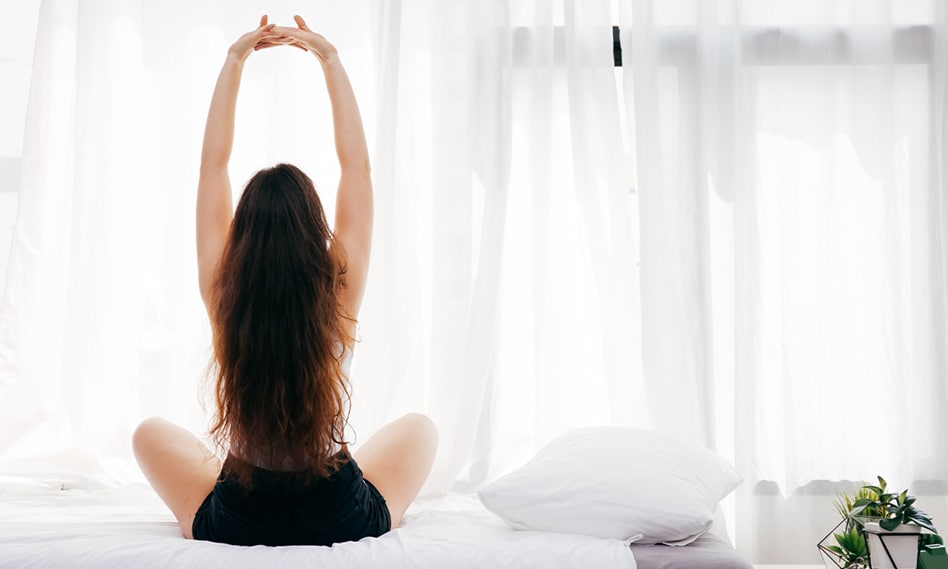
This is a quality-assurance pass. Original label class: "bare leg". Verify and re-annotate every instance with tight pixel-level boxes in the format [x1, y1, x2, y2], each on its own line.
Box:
[132, 417, 221, 538]
[353, 413, 438, 528]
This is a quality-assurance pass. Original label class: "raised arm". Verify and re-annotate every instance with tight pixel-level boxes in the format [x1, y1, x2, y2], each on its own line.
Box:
[273, 16, 373, 321]
[196, 16, 282, 308]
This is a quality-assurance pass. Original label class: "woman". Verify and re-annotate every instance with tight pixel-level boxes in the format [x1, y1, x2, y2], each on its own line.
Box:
[132, 16, 437, 546]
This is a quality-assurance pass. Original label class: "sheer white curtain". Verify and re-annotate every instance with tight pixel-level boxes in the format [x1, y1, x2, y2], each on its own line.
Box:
[360, 0, 643, 491]
[620, 0, 948, 561]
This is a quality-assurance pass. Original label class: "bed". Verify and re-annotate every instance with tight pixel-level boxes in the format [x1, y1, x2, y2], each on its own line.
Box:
[0, 426, 753, 568]
[631, 535, 754, 569]
[0, 481, 750, 569]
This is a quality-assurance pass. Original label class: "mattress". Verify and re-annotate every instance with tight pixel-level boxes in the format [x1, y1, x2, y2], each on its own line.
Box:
[631, 536, 754, 569]
[0, 482, 748, 569]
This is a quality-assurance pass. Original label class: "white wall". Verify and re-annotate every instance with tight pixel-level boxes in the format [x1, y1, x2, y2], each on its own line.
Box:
[0, 0, 43, 291]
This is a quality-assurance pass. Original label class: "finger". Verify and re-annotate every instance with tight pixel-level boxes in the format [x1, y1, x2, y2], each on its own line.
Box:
[255, 34, 297, 44]
[270, 29, 306, 43]
[264, 31, 296, 40]
[294, 15, 310, 31]
[255, 42, 308, 52]
[259, 14, 268, 28]
[271, 25, 300, 35]
[260, 37, 308, 48]
[255, 38, 291, 47]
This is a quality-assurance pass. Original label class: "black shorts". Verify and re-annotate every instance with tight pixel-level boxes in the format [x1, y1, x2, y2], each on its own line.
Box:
[191, 454, 391, 546]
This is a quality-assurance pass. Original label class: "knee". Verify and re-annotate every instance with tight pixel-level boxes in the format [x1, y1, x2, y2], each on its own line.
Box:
[131, 417, 169, 453]
[399, 413, 438, 452]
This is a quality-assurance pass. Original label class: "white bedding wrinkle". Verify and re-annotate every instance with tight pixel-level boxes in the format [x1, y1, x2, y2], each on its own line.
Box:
[0, 487, 636, 569]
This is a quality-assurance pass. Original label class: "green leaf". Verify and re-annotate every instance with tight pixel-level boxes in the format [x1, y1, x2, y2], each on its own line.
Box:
[833, 527, 869, 561]
[880, 517, 901, 531]
[913, 518, 938, 534]
[913, 513, 933, 524]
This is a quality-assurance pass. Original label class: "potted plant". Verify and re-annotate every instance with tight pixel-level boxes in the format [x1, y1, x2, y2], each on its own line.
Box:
[850, 478, 937, 569]
[819, 477, 940, 569]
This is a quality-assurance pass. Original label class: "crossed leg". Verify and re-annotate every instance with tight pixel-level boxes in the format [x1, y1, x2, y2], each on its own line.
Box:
[353, 413, 438, 529]
[132, 417, 221, 539]
[132, 413, 438, 538]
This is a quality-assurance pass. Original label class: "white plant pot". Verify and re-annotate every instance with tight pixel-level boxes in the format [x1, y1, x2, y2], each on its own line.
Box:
[864, 522, 920, 569]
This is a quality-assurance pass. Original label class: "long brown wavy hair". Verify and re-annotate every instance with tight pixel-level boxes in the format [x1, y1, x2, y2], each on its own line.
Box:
[208, 163, 355, 486]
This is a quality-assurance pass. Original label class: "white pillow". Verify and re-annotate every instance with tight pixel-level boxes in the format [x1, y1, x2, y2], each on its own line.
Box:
[477, 426, 742, 545]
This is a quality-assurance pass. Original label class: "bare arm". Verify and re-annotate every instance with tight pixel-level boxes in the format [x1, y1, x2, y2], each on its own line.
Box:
[196, 17, 283, 308]
[274, 17, 373, 320]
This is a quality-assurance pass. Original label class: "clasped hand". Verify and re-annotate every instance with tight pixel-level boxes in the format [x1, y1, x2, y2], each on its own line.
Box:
[229, 15, 337, 63]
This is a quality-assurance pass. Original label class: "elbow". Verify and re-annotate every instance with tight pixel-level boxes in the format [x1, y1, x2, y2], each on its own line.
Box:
[342, 158, 371, 179]
[199, 148, 231, 176]
[199, 159, 227, 180]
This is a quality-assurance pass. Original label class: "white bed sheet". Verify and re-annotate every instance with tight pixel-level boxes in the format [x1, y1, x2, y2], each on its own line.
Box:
[0, 483, 636, 569]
